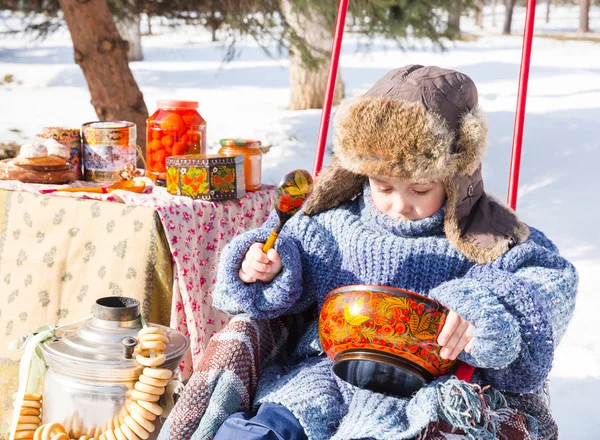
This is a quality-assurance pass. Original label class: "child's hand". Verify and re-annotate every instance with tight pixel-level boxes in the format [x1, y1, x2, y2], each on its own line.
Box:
[437, 311, 475, 360]
[239, 242, 283, 283]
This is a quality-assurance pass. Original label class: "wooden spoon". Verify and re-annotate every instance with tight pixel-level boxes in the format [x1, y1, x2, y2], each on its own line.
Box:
[39, 180, 146, 195]
[262, 169, 313, 252]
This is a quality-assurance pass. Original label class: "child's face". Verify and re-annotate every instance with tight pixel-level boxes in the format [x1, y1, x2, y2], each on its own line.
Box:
[368, 176, 446, 221]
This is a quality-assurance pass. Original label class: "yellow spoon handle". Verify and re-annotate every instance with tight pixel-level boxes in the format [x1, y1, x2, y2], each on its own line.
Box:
[262, 231, 279, 253]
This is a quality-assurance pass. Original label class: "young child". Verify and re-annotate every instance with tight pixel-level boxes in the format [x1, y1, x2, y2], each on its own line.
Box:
[210, 65, 578, 440]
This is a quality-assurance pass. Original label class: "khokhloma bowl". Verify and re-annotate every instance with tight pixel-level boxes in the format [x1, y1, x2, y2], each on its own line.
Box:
[319, 284, 457, 397]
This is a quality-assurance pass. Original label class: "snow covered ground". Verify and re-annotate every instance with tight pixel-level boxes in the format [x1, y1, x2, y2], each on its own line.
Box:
[1, 4, 599, 438]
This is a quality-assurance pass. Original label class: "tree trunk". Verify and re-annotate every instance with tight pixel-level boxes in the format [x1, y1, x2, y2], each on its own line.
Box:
[492, 0, 498, 27]
[448, 0, 462, 34]
[545, 0, 551, 24]
[503, 0, 516, 35]
[116, 14, 143, 62]
[282, 0, 343, 110]
[58, 0, 148, 164]
[579, 0, 590, 33]
[475, 0, 484, 28]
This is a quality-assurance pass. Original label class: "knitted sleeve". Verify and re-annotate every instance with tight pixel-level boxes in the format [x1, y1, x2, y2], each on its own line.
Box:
[429, 227, 578, 393]
[213, 211, 314, 320]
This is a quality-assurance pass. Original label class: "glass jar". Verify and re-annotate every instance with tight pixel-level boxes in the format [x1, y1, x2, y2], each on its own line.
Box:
[218, 139, 262, 191]
[146, 100, 207, 180]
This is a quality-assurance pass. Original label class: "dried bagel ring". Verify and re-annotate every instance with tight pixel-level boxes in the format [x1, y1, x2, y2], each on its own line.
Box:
[138, 341, 166, 351]
[128, 402, 156, 421]
[85, 425, 97, 438]
[113, 427, 127, 440]
[42, 422, 67, 438]
[78, 436, 90, 440]
[136, 400, 163, 417]
[130, 389, 160, 403]
[33, 425, 45, 440]
[119, 422, 140, 440]
[129, 412, 154, 433]
[51, 433, 69, 440]
[142, 368, 172, 380]
[135, 353, 165, 368]
[134, 382, 164, 396]
[98, 434, 106, 440]
[124, 416, 149, 440]
[137, 327, 163, 336]
[15, 432, 35, 439]
[13, 393, 43, 401]
[104, 429, 117, 440]
[21, 401, 42, 409]
[20, 408, 40, 416]
[138, 334, 168, 345]
[138, 375, 168, 388]
[18, 416, 41, 424]
[16, 424, 40, 432]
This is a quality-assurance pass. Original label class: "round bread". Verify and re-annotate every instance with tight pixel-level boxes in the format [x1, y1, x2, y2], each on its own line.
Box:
[13, 155, 69, 171]
[43, 139, 70, 159]
[19, 142, 48, 159]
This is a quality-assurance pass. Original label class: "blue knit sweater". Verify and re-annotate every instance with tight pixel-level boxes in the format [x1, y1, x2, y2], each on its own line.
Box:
[213, 184, 578, 440]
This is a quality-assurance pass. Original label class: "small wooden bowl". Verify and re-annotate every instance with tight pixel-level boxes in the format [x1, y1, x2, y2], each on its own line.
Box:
[319, 284, 457, 397]
[0, 159, 76, 184]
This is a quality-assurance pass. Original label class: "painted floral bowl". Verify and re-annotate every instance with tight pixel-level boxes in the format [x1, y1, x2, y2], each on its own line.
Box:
[319, 284, 456, 397]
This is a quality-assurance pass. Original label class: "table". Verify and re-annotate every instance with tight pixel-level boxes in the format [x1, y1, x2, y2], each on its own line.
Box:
[0, 180, 275, 439]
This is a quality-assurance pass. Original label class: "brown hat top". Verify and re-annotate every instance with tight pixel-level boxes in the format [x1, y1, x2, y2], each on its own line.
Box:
[365, 65, 478, 136]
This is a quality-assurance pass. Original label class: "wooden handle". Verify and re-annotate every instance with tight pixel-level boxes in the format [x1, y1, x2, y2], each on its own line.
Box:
[64, 187, 108, 193]
[262, 231, 279, 252]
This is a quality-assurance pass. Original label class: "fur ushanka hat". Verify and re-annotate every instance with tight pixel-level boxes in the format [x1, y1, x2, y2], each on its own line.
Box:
[302, 65, 530, 264]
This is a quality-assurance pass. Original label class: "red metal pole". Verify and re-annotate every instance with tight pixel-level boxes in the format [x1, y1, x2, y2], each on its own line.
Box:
[312, 0, 349, 178]
[507, 0, 537, 210]
[456, 0, 537, 384]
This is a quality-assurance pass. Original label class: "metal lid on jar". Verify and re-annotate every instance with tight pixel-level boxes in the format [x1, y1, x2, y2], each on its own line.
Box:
[40, 297, 189, 380]
[157, 100, 198, 109]
[219, 138, 262, 148]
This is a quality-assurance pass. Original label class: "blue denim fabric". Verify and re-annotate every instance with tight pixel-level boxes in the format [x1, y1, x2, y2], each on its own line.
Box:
[213, 403, 308, 440]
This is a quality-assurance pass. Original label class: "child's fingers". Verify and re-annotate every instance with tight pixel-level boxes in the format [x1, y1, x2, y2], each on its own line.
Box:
[241, 259, 269, 281]
[446, 324, 472, 360]
[439, 320, 469, 359]
[266, 249, 283, 271]
[238, 268, 256, 283]
[437, 311, 460, 346]
[246, 256, 272, 274]
[464, 336, 474, 354]
[248, 243, 270, 264]
[439, 311, 472, 360]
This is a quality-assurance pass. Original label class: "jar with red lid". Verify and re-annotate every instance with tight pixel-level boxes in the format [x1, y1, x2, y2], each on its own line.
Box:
[146, 100, 207, 180]
[218, 139, 262, 191]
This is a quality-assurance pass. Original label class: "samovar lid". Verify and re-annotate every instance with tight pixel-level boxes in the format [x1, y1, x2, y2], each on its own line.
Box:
[40, 297, 189, 380]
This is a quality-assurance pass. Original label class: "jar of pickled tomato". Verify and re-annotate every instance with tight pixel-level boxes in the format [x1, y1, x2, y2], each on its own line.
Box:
[218, 139, 262, 191]
[146, 100, 207, 180]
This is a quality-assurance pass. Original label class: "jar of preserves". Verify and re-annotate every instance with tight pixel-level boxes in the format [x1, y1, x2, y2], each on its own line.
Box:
[218, 139, 262, 191]
[146, 100, 207, 180]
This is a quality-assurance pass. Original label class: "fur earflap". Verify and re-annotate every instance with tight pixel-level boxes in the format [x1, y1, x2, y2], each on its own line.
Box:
[456, 106, 489, 176]
[444, 178, 530, 264]
[302, 157, 365, 216]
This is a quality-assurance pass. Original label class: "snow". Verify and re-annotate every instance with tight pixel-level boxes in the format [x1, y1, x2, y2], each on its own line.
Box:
[1, 4, 599, 437]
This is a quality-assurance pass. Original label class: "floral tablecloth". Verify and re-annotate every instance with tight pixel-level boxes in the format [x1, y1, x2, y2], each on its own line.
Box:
[0, 179, 275, 380]
[0, 187, 173, 439]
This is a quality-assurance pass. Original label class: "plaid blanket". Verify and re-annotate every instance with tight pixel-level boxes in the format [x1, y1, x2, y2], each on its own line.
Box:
[160, 314, 557, 440]
[162, 313, 305, 440]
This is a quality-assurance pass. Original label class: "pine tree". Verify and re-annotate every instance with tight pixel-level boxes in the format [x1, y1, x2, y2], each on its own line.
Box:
[1, 0, 474, 115]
